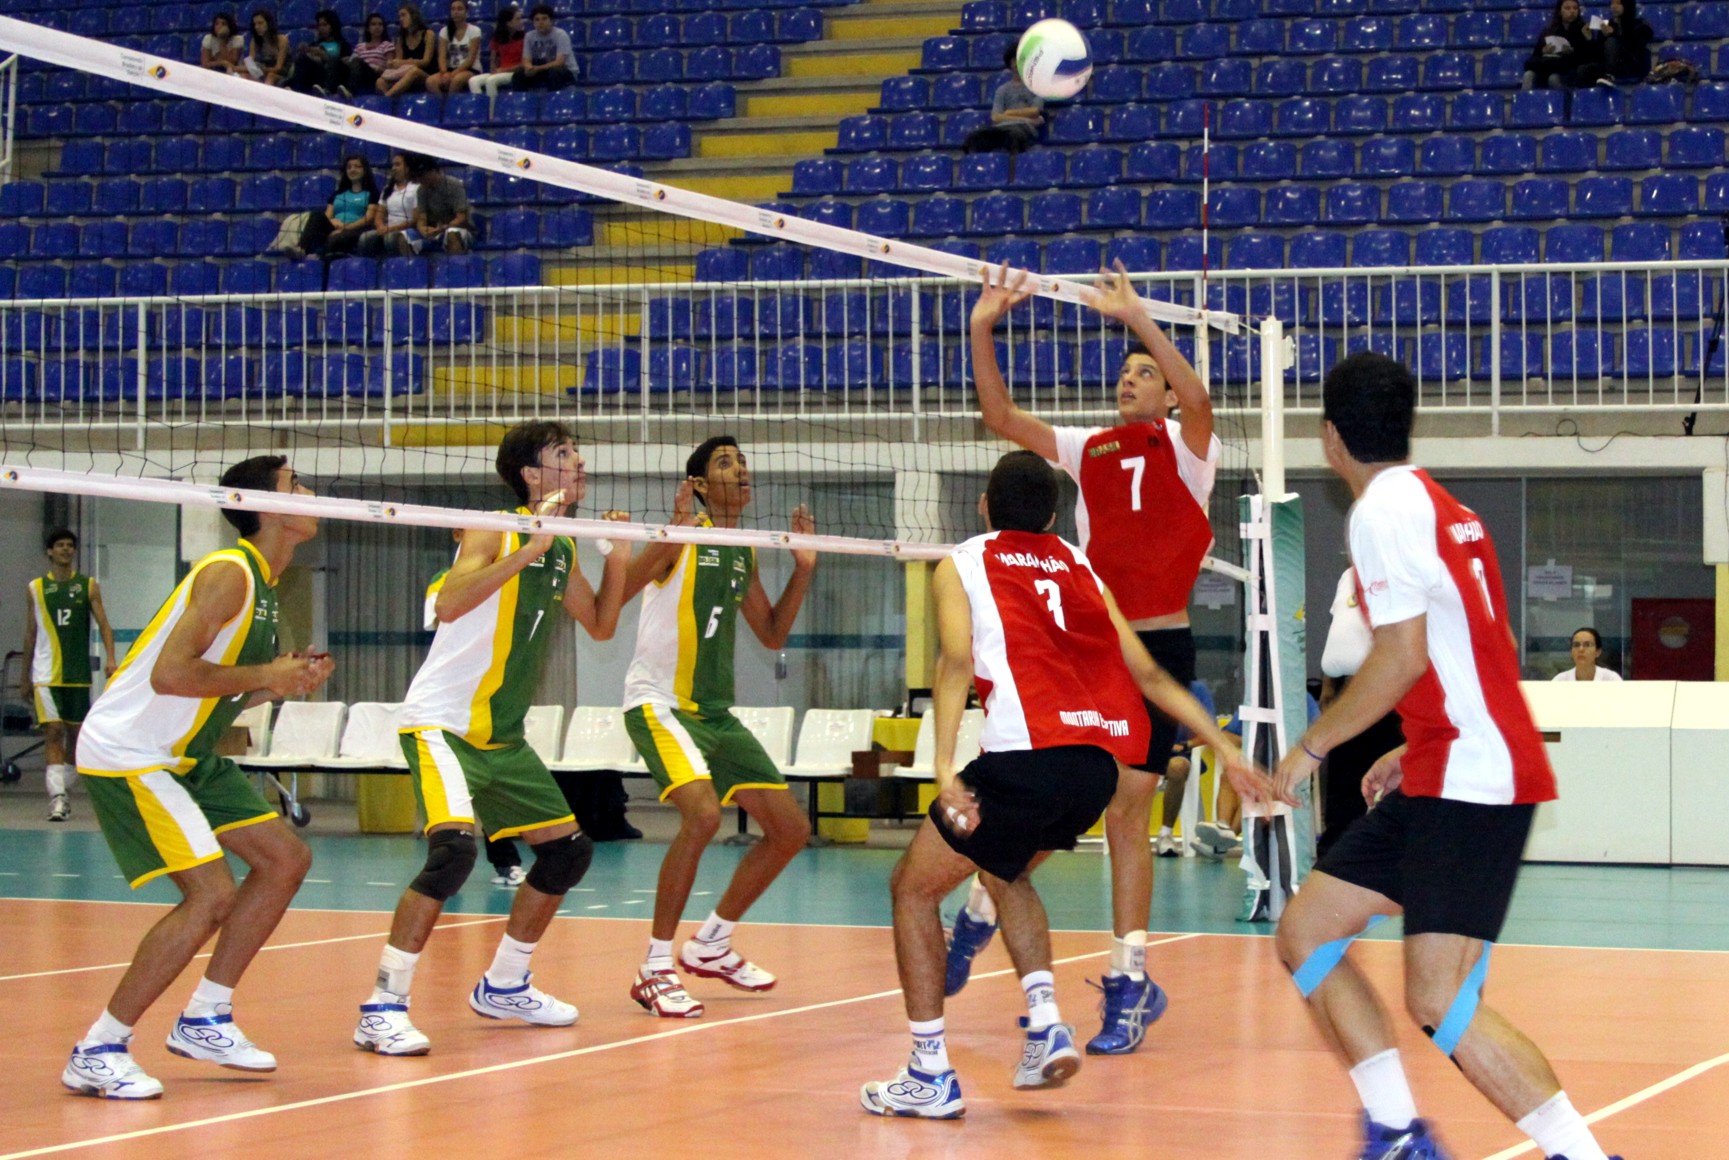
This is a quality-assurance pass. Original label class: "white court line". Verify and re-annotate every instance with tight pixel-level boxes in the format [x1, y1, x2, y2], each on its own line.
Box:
[0, 917, 505, 983]
[1480, 1050, 1729, 1160]
[0, 934, 1198, 1160]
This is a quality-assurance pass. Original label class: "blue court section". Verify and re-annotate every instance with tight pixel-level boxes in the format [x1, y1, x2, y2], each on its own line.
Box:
[3, 828, 1728, 952]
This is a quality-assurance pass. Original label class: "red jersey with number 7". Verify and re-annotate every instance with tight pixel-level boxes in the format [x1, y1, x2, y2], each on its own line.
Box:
[1051, 420, 1219, 620]
[1349, 466, 1555, 805]
[951, 530, 1150, 764]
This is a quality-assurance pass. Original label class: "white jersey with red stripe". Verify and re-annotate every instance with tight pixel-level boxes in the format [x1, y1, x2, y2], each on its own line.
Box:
[1349, 465, 1556, 805]
[950, 530, 1149, 765]
[1050, 419, 1221, 620]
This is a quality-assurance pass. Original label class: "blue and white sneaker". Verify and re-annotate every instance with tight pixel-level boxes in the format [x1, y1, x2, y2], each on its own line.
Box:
[468, 971, 578, 1026]
[166, 1007, 277, 1071]
[860, 1063, 965, 1119]
[354, 993, 432, 1056]
[1012, 1018, 1081, 1089]
[1358, 1114, 1451, 1160]
[943, 908, 997, 997]
[62, 1039, 164, 1099]
[1084, 974, 1169, 1055]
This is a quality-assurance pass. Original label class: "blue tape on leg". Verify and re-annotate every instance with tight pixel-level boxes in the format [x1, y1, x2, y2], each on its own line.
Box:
[1292, 914, 1388, 999]
[1429, 943, 1492, 1057]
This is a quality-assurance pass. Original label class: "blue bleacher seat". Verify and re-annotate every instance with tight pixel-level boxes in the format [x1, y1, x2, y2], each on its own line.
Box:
[791, 158, 843, 196]
[1010, 148, 1066, 189]
[1506, 177, 1570, 221]
[1336, 95, 1390, 135]
[691, 81, 737, 120]
[930, 74, 983, 111]
[1275, 97, 1330, 136]
[888, 112, 939, 150]
[1679, 221, 1727, 260]
[1668, 127, 1726, 169]
[0, 180, 45, 216]
[1047, 106, 1104, 144]
[879, 75, 927, 111]
[1359, 135, 1414, 176]
[1449, 90, 1504, 130]
[1069, 146, 1124, 186]
[1478, 332, 1544, 380]
[1481, 226, 1539, 264]
[751, 244, 804, 281]
[1287, 17, 1337, 53]
[1448, 178, 1506, 222]
[910, 195, 967, 236]
[1257, 59, 1308, 97]
[92, 179, 140, 216]
[0, 222, 27, 260]
[130, 219, 180, 258]
[1602, 129, 1663, 170]
[1144, 61, 1195, 99]
[836, 115, 888, 152]
[1200, 58, 1253, 97]
[1105, 235, 1159, 272]
[1545, 223, 1605, 263]
[1696, 82, 1729, 122]
[107, 140, 152, 176]
[856, 198, 912, 237]
[1300, 138, 1355, 177]
[1393, 92, 1447, 131]
[1290, 230, 1347, 268]
[1538, 130, 1598, 173]
[1416, 227, 1474, 265]
[1216, 98, 1273, 139]
[1313, 57, 1364, 95]
[590, 125, 642, 161]
[1144, 188, 1200, 228]
[1504, 273, 1572, 323]
[1508, 90, 1567, 130]
[1125, 141, 1181, 182]
[1481, 134, 1538, 175]
[1242, 141, 1297, 180]
[1166, 100, 1211, 138]
[1324, 182, 1379, 225]
[901, 153, 955, 192]
[1641, 174, 1700, 216]
[1365, 55, 1419, 93]
[1384, 179, 1442, 222]
[1624, 329, 1678, 377]
[1045, 236, 1104, 273]
[1238, 18, 1285, 53]
[1353, 228, 1412, 266]
[31, 222, 77, 260]
[1208, 186, 1260, 228]
[846, 156, 898, 194]
[804, 200, 853, 230]
[1568, 86, 1622, 127]
[956, 152, 1011, 191]
[1415, 332, 1470, 381]
[1578, 273, 1646, 322]
[1341, 15, 1392, 50]
[1626, 84, 1685, 125]
[486, 253, 542, 287]
[55, 140, 104, 179]
[1612, 221, 1671, 261]
[1178, 23, 1231, 59]
[74, 221, 124, 260]
[970, 192, 1026, 233]
[1089, 66, 1142, 104]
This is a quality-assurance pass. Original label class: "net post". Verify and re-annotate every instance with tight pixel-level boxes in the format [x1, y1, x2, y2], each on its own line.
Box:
[133, 299, 147, 451]
[381, 285, 395, 448]
[1258, 317, 1286, 500]
[1490, 271, 1502, 437]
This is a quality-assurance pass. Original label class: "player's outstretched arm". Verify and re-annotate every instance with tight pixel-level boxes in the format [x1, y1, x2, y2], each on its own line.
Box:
[970, 264, 1058, 461]
[740, 504, 817, 650]
[150, 561, 334, 701]
[19, 588, 35, 702]
[930, 557, 980, 833]
[621, 478, 698, 602]
[564, 510, 633, 640]
[433, 491, 567, 623]
[1086, 259, 1215, 457]
[1275, 616, 1429, 802]
[88, 577, 118, 672]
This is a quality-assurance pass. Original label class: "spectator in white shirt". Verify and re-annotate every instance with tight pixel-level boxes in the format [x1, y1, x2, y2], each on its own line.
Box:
[359, 152, 420, 256]
[1553, 627, 1622, 682]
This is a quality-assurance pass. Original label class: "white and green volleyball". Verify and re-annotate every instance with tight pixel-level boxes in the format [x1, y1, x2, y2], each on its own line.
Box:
[1015, 19, 1094, 100]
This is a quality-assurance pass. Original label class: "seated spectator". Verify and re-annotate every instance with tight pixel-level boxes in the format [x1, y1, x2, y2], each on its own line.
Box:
[408, 157, 473, 254]
[378, 2, 436, 97]
[1596, 0, 1655, 83]
[243, 9, 295, 87]
[426, 0, 482, 95]
[1522, 0, 1601, 90]
[290, 9, 350, 96]
[346, 13, 395, 95]
[200, 13, 246, 74]
[517, 4, 577, 91]
[963, 46, 1044, 153]
[290, 155, 380, 259]
[1554, 626, 1623, 681]
[469, 6, 526, 99]
[359, 152, 420, 256]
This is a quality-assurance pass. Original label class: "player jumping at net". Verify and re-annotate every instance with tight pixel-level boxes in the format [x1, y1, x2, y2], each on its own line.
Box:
[22, 527, 116, 823]
[354, 421, 631, 1056]
[64, 457, 332, 1099]
[946, 261, 1224, 1057]
[622, 435, 816, 1018]
[1273, 353, 1620, 1160]
[862, 451, 1281, 1118]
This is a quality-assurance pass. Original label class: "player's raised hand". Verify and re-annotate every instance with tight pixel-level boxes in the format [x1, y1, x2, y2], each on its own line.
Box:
[1084, 259, 1147, 325]
[789, 503, 816, 569]
[600, 509, 630, 522]
[970, 263, 1034, 331]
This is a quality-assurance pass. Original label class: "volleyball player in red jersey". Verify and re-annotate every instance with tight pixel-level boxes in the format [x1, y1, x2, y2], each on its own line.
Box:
[946, 262, 1224, 1056]
[862, 451, 1280, 1119]
[1273, 353, 1618, 1160]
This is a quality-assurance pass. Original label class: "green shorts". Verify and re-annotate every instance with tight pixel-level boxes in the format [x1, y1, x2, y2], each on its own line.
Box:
[625, 704, 786, 805]
[34, 685, 90, 726]
[400, 728, 574, 841]
[82, 755, 278, 888]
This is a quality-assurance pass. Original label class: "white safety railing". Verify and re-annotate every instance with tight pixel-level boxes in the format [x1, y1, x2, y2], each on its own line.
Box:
[0, 262, 1724, 445]
[0, 54, 16, 187]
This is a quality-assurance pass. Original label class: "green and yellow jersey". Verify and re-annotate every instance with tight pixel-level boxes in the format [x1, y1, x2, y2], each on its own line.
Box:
[28, 572, 94, 687]
[623, 516, 754, 718]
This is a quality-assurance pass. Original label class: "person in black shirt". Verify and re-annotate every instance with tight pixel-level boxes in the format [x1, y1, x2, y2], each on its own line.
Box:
[1521, 0, 1602, 89]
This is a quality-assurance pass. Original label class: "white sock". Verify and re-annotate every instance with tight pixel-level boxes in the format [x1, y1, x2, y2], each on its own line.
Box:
[1157, 825, 1173, 838]
[485, 934, 537, 987]
[373, 944, 420, 999]
[646, 938, 675, 971]
[82, 1009, 132, 1046]
[1108, 931, 1148, 981]
[1021, 970, 1060, 1029]
[964, 875, 998, 924]
[694, 912, 736, 948]
[909, 1017, 950, 1074]
[1517, 1092, 1608, 1160]
[1349, 1049, 1419, 1131]
[46, 763, 72, 797]
[184, 977, 234, 1018]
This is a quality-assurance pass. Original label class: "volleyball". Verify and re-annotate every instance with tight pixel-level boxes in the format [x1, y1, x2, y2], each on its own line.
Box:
[1016, 18, 1094, 100]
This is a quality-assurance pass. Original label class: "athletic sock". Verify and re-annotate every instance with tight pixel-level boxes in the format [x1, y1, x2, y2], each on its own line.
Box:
[1021, 970, 1060, 1030]
[81, 1010, 133, 1047]
[964, 875, 998, 924]
[485, 934, 537, 987]
[183, 977, 235, 1018]
[1157, 825, 1174, 838]
[372, 944, 420, 1000]
[909, 1017, 950, 1074]
[645, 938, 675, 972]
[1349, 1049, 1418, 1132]
[1108, 931, 1148, 982]
[693, 912, 736, 950]
[1517, 1092, 1608, 1160]
[46, 763, 72, 798]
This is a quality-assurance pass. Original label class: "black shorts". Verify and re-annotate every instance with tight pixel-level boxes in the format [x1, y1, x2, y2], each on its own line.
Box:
[930, 745, 1119, 882]
[1314, 790, 1535, 943]
[1132, 627, 1197, 774]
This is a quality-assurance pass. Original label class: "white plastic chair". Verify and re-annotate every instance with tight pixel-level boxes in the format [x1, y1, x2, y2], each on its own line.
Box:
[523, 704, 566, 766]
[549, 706, 639, 773]
[230, 702, 273, 757]
[784, 708, 876, 780]
[316, 702, 407, 771]
[730, 705, 795, 766]
[235, 700, 347, 830]
[895, 708, 985, 781]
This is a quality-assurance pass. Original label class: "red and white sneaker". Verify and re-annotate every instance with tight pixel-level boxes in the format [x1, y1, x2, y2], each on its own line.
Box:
[679, 940, 776, 992]
[630, 967, 705, 1018]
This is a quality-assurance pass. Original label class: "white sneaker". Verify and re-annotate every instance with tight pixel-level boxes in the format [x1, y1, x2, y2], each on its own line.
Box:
[1154, 834, 1179, 857]
[165, 1008, 277, 1071]
[490, 866, 527, 887]
[630, 966, 704, 1018]
[48, 795, 69, 822]
[679, 940, 776, 992]
[1013, 1019, 1081, 1090]
[860, 1064, 965, 1119]
[354, 994, 432, 1056]
[469, 971, 578, 1026]
[63, 1039, 164, 1099]
[1192, 822, 1241, 860]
